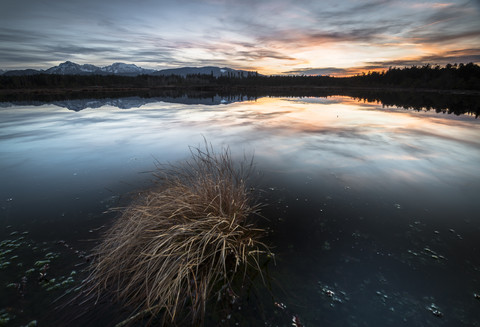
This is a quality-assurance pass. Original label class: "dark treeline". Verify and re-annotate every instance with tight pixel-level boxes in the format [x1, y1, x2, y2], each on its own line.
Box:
[345, 63, 480, 90]
[0, 74, 185, 89]
[1, 63, 479, 91]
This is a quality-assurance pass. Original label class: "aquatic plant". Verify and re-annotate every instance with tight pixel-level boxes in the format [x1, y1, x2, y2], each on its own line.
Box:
[82, 144, 269, 325]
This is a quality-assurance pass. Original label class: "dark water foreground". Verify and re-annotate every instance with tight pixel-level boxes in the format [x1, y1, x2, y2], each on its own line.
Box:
[0, 93, 479, 326]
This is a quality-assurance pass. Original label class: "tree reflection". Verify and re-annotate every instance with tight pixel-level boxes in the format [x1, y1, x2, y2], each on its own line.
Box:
[1, 89, 478, 117]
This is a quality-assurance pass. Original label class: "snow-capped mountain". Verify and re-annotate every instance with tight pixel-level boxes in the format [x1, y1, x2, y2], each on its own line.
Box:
[42, 61, 153, 76]
[153, 66, 252, 77]
[45, 61, 101, 75]
[101, 62, 154, 75]
[1, 61, 257, 77]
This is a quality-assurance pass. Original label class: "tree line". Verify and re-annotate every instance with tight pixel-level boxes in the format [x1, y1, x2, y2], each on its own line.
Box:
[1, 63, 479, 90]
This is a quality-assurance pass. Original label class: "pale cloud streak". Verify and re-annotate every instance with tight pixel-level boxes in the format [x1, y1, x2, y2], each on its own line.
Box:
[0, 0, 478, 74]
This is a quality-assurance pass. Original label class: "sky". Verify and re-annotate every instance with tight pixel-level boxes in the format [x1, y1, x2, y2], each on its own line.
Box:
[0, 0, 479, 75]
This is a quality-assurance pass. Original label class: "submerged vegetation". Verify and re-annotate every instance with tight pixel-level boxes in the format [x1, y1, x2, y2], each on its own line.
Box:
[0, 229, 84, 326]
[79, 145, 270, 326]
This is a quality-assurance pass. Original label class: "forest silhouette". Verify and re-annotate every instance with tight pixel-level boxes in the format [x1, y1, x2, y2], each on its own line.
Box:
[1, 63, 479, 91]
[1, 63, 479, 117]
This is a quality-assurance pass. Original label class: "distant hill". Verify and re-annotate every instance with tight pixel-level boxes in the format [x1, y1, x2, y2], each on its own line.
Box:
[100, 62, 155, 75]
[45, 61, 100, 75]
[43, 61, 155, 76]
[1, 61, 256, 77]
[153, 66, 255, 77]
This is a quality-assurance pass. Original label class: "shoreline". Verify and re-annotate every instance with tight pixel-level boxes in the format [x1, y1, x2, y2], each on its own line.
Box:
[1, 85, 480, 98]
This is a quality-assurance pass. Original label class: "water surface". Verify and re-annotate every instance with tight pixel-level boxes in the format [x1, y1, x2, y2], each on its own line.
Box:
[1, 95, 479, 326]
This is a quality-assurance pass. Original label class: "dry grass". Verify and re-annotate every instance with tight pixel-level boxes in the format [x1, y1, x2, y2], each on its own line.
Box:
[82, 144, 269, 326]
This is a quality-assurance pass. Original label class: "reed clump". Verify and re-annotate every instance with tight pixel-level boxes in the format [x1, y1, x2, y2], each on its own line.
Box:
[83, 145, 268, 326]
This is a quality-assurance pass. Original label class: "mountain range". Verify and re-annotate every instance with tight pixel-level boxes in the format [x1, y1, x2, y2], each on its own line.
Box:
[0, 61, 255, 77]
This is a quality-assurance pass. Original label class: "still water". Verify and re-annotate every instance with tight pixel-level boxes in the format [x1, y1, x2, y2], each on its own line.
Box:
[0, 95, 479, 326]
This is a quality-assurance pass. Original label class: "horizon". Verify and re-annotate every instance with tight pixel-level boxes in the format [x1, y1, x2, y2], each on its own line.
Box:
[1, 0, 479, 76]
[1, 60, 478, 78]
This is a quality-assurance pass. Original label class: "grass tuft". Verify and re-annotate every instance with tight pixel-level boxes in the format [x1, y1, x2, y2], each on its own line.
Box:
[82, 144, 269, 326]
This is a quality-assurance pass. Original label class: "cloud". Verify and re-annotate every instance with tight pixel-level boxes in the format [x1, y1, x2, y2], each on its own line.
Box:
[411, 30, 480, 44]
[0, 0, 479, 72]
[0, 28, 48, 43]
[282, 48, 480, 76]
[232, 50, 296, 61]
[282, 67, 350, 76]
[44, 44, 115, 55]
[403, 1, 480, 44]
[364, 48, 480, 69]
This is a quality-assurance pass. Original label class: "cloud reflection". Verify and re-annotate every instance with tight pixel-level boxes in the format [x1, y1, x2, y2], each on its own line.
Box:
[1, 97, 479, 178]
[1, 96, 479, 227]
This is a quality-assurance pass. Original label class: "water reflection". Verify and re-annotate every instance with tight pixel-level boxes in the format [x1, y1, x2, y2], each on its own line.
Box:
[1, 96, 478, 232]
[0, 96, 479, 326]
[1, 89, 479, 116]
[0, 94, 252, 111]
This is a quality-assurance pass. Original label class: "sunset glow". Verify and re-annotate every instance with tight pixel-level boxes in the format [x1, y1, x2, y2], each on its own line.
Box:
[0, 0, 479, 75]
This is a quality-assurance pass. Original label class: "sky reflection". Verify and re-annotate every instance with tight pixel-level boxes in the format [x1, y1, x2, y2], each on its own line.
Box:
[1, 96, 479, 326]
[0, 96, 479, 227]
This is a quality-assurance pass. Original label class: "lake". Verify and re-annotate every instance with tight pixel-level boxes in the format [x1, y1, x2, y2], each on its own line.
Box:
[1, 93, 479, 326]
